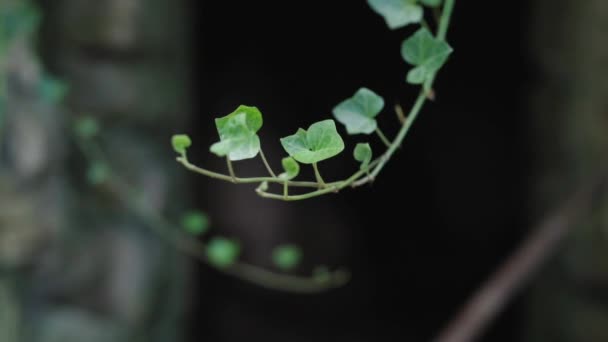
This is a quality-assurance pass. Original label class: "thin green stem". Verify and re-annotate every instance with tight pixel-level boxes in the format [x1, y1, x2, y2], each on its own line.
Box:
[178, 157, 327, 188]
[226, 157, 236, 182]
[375, 127, 392, 148]
[283, 180, 288, 199]
[312, 162, 326, 188]
[257, 160, 380, 201]
[178, 0, 456, 200]
[74, 133, 345, 293]
[362, 0, 455, 183]
[438, 0, 455, 41]
[369, 89, 426, 180]
[259, 148, 277, 178]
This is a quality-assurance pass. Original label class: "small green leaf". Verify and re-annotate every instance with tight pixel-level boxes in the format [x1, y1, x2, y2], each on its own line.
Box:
[74, 116, 100, 140]
[210, 105, 263, 161]
[420, 0, 442, 6]
[401, 28, 453, 85]
[181, 211, 209, 236]
[333, 88, 385, 135]
[367, 0, 423, 30]
[40, 75, 68, 103]
[280, 120, 345, 164]
[272, 244, 302, 271]
[279, 157, 300, 180]
[354, 143, 373, 170]
[313, 266, 331, 284]
[87, 161, 109, 185]
[171, 134, 192, 155]
[206, 237, 240, 268]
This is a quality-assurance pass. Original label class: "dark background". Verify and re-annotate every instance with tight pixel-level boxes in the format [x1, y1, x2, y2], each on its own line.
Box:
[189, 1, 531, 341]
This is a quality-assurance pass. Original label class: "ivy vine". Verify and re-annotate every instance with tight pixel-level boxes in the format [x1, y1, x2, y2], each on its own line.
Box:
[173, 0, 456, 202]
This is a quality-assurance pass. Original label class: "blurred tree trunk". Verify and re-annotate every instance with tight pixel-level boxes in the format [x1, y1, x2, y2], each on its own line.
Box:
[526, 1, 608, 341]
[1, 0, 193, 341]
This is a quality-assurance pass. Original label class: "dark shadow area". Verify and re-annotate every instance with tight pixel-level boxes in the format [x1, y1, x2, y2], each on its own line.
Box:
[188, 1, 531, 341]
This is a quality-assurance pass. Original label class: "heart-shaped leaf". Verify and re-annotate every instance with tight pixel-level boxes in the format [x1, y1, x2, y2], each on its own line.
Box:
[210, 105, 263, 161]
[206, 237, 240, 268]
[367, 0, 423, 30]
[279, 157, 300, 180]
[401, 28, 453, 85]
[280, 120, 345, 164]
[333, 88, 385, 135]
[354, 143, 373, 170]
[272, 244, 302, 271]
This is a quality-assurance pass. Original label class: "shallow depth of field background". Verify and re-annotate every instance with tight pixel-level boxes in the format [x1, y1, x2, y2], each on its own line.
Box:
[2, 0, 607, 341]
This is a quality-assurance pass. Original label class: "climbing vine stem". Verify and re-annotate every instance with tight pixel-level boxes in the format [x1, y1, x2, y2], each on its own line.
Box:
[175, 0, 456, 201]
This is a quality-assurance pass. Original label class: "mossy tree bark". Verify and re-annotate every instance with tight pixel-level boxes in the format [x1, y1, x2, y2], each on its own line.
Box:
[2, 0, 193, 341]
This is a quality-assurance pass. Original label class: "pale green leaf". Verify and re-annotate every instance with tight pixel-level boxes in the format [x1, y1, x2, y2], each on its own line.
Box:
[87, 161, 109, 185]
[272, 245, 302, 271]
[279, 157, 300, 180]
[210, 105, 263, 161]
[367, 0, 423, 29]
[280, 120, 345, 164]
[40, 75, 68, 103]
[354, 143, 373, 169]
[171, 134, 192, 154]
[206, 237, 240, 268]
[401, 28, 453, 85]
[333, 88, 385, 135]
[74, 117, 99, 140]
[181, 211, 209, 236]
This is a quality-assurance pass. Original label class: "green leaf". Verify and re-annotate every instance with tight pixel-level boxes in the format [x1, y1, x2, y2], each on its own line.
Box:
[181, 211, 209, 236]
[87, 161, 109, 185]
[171, 134, 192, 155]
[206, 237, 240, 268]
[279, 157, 300, 180]
[40, 75, 68, 103]
[333, 88, 385, 135]
[313, 266, 331, 284]
[420, 0, 442, 6]
[210, 105, 263, 161]
[354, 143, 373, 169]
[280, 120, 345, 164]
[272, 245, 302, 271]
[401, 28, 453, 85]
[74, 117, 100, 140]
[367, 0, 423, 30]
